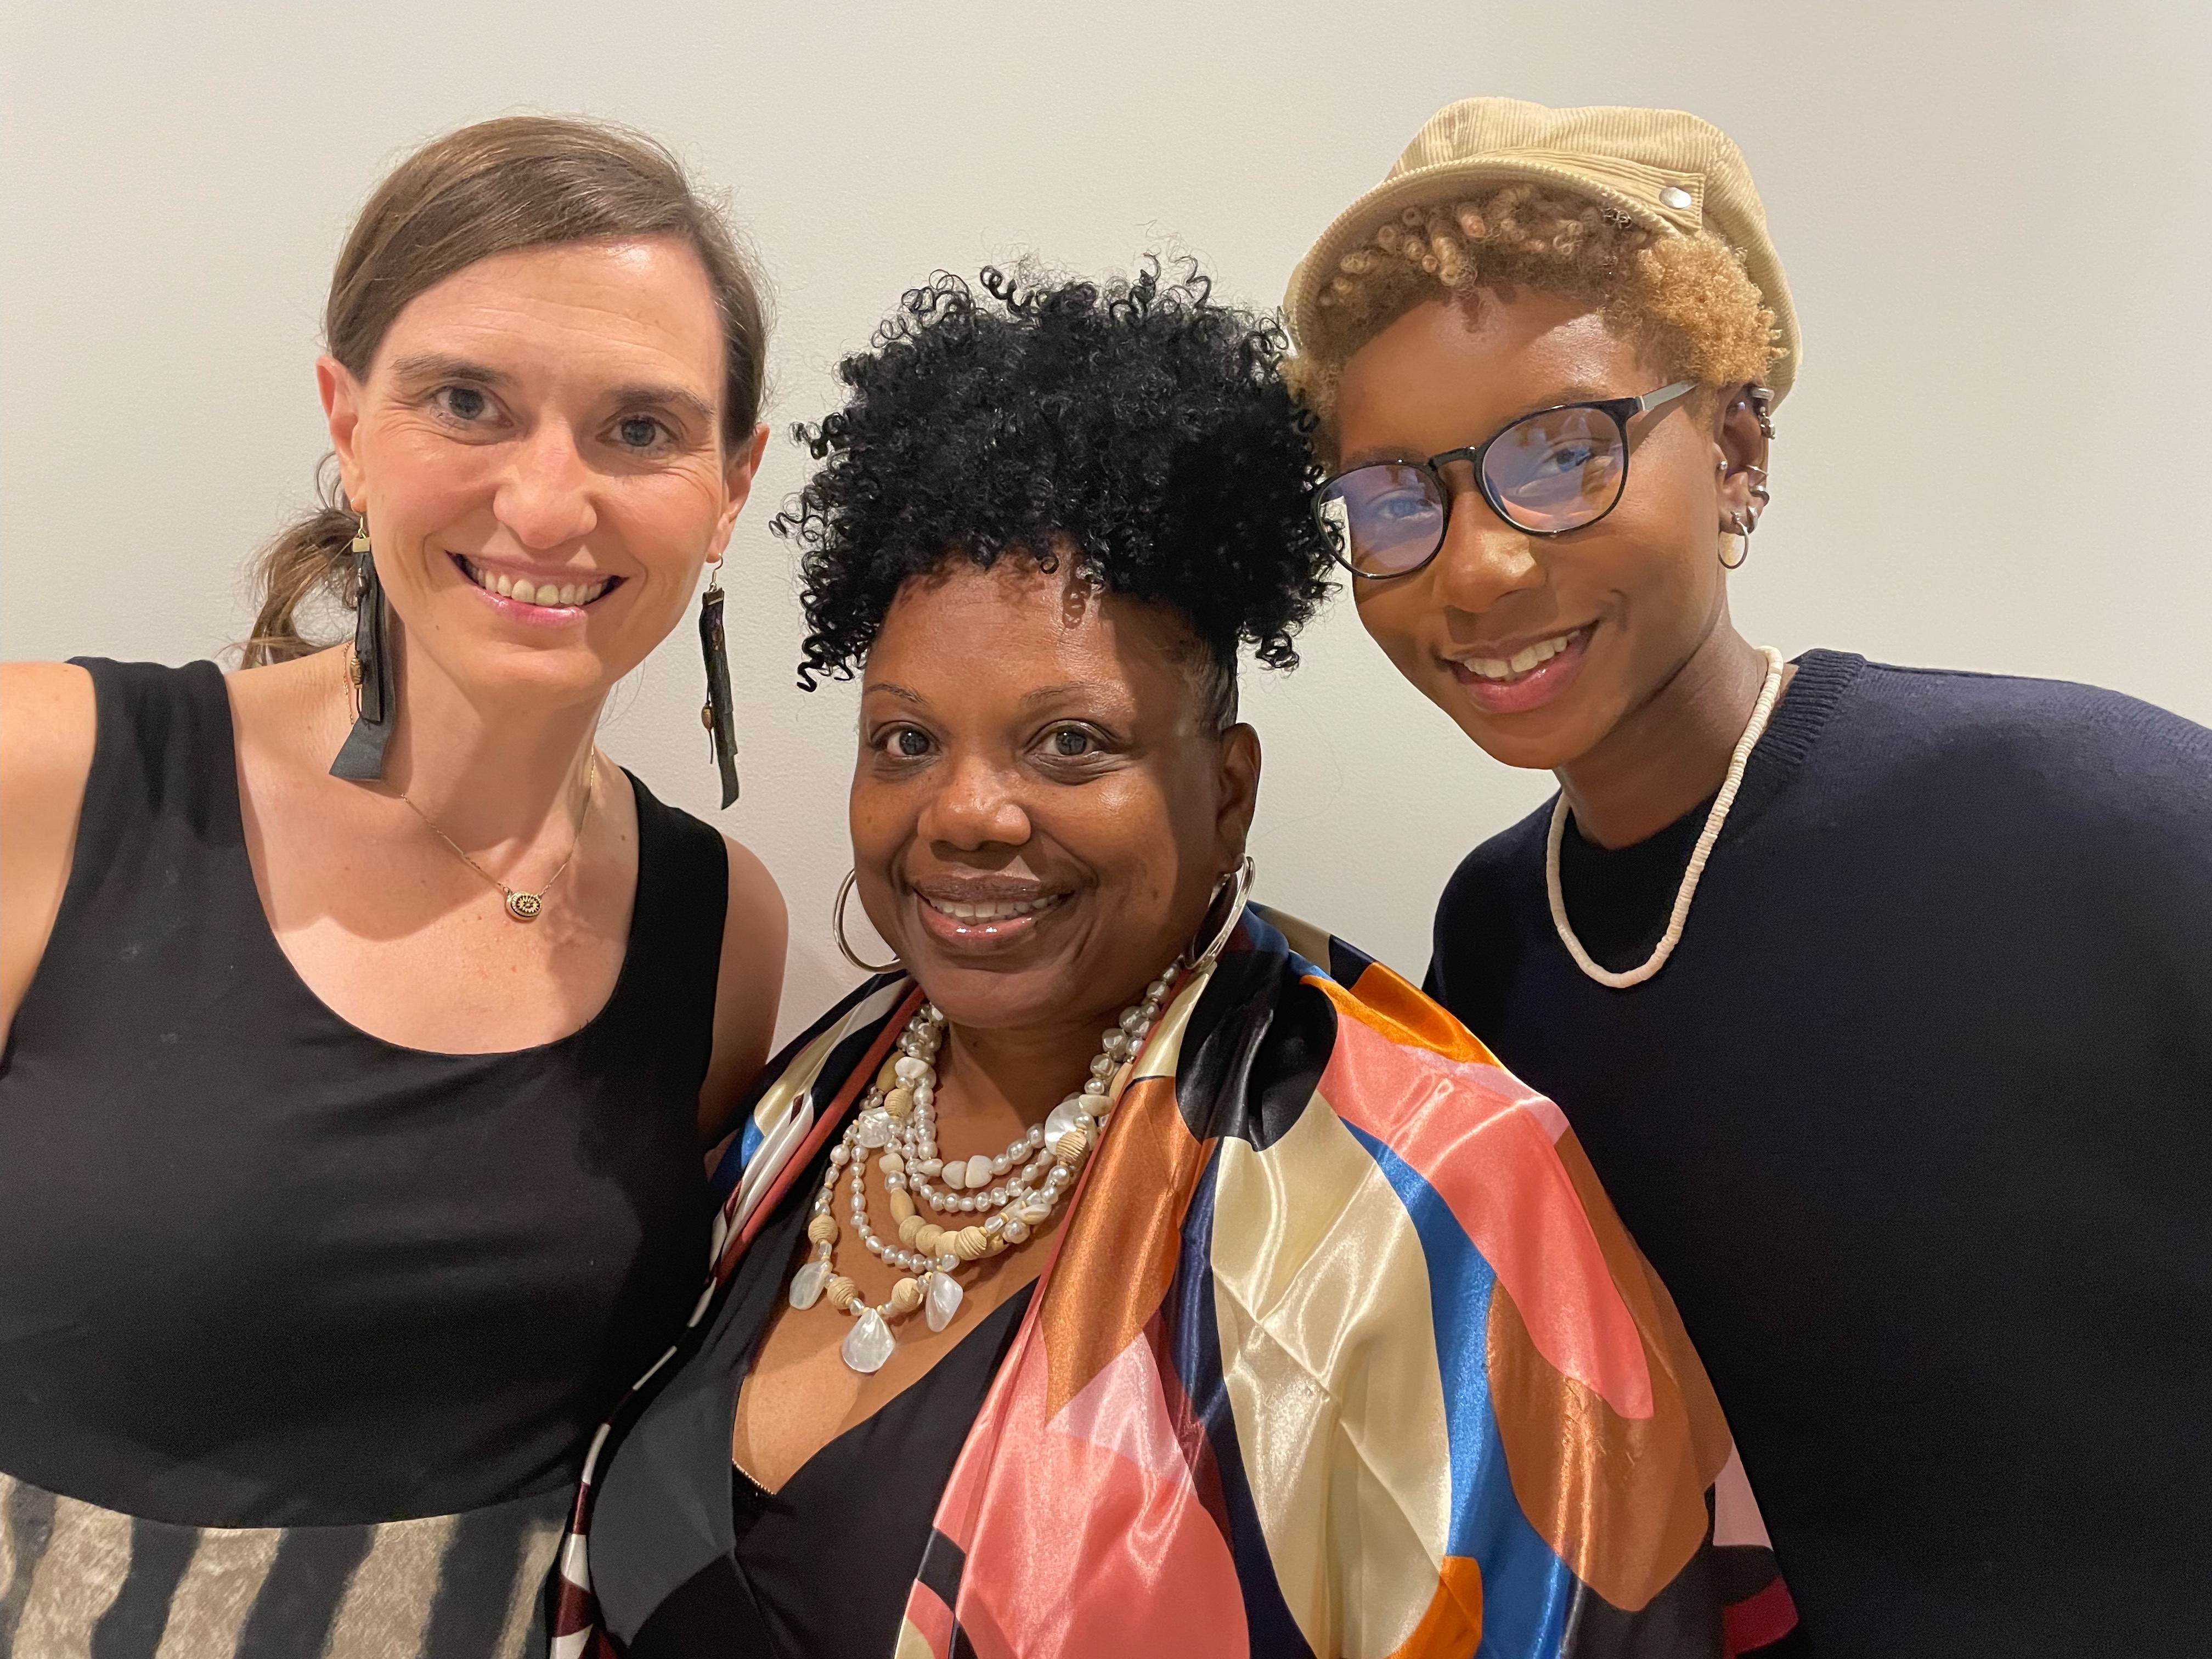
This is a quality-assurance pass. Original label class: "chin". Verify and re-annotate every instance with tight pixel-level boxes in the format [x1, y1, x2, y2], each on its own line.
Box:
[1435, 681, 1604, 773]
[909, 958, 1067, 1032]
[453, 635, 632, 710]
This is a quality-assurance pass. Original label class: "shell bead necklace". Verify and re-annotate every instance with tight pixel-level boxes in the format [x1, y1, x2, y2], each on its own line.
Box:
[1545, 645, 1785, 988]
[790, 962, 1181, 1374]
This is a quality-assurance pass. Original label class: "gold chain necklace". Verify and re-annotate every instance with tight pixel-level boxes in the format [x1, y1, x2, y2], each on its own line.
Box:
[397, 754, 599, 923]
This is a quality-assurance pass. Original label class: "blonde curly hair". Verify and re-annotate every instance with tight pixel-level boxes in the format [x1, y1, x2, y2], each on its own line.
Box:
[1289, 183, 1780, 453]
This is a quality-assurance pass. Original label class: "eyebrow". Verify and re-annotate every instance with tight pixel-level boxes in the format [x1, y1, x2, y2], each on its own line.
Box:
[1018, 680, 1118, 708]
[860, 679, 1123, 710]
[387, 352, 510, 388]
[863, 681, 927, 706]
[605, 381, 717, 426]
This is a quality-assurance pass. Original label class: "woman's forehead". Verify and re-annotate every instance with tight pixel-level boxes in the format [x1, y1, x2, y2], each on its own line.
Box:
[373, 236, 725, 402]
[1336, 294, 1650, 459]
[864, 558, 1199, 714]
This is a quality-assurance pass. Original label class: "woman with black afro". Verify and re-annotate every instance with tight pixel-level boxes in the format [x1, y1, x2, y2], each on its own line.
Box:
[560, 262, 1795, 1657]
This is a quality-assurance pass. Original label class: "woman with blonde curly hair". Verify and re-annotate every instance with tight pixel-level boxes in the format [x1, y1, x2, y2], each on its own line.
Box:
[1287, 98, 2212, 1658]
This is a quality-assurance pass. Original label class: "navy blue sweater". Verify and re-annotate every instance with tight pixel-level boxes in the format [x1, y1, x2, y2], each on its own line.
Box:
[1427, 650, 2212, 1659]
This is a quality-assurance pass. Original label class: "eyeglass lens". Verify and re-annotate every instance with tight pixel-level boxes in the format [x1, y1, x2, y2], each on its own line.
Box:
[1481, 406, 1629, 534]
[1316, 464, 1443, 577]
[1316, 405, 1633, 575]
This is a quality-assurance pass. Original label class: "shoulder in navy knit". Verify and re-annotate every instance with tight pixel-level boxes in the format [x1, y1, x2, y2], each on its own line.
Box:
[1427, 650, 2212, 1659]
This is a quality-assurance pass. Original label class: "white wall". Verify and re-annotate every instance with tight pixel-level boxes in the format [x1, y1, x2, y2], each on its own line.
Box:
[3, 1, 2206, 1042]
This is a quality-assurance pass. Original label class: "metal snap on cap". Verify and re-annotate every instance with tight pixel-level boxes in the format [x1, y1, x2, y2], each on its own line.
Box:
[1658, 185, 1694, 210]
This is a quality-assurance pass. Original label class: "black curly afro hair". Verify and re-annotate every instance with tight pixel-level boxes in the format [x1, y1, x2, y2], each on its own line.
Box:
[773, 260, 1336, 725]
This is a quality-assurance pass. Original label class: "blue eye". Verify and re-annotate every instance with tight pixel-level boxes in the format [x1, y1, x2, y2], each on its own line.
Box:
[617, 415, 667, 450]
[1372, 492, 1437, 523]
[441, 386, 489, 421]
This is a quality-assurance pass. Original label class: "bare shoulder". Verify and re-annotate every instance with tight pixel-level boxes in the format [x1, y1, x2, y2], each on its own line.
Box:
[698, 832, 788, 1141]
[1, 662, 97, 842]
[1, 662, 97, 781]
[720, 833, 787, 944]
[1, 662, 98, 1037]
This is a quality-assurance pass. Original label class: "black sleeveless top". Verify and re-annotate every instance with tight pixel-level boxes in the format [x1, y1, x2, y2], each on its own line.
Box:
[0, 660, 724, 1654]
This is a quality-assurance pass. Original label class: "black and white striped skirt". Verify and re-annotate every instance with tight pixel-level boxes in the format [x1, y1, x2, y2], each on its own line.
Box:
[0, 1470, 567, 1659]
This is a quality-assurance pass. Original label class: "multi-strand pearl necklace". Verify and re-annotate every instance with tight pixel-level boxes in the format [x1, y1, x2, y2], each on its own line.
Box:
[789, 963, 1181, 1374]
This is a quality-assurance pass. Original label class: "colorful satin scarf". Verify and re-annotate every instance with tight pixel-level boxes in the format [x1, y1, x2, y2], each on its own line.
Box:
[554, 907, 1798, 1657]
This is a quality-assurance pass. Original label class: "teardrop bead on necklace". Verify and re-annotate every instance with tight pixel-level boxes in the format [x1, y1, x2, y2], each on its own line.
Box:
[924, 1270, 963, 1333]
[842, 1307, 896, 1373]
[788, 1259, 831, 1311]
[795, 963, 1181, 1373]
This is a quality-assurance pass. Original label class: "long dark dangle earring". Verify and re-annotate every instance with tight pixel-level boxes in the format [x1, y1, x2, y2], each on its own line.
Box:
[330, 513, 398, 781]
[698, 562, 741, 807]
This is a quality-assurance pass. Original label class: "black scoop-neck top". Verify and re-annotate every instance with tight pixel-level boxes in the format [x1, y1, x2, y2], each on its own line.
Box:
[612, 1126, 1035, 1658]
[0, 658, 725, 1530]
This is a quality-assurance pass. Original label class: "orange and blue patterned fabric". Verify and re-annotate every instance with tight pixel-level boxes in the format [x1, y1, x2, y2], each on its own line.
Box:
[554, 906, 1799, 1657]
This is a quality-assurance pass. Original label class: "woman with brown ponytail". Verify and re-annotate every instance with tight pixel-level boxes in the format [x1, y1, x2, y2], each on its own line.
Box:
[0, 117, 786, 1654]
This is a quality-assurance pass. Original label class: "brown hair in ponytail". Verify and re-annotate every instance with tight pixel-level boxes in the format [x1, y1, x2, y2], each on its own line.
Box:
[243, 115, 771, 665]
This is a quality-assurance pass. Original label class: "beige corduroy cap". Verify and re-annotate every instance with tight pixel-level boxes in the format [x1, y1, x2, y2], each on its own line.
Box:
[1285, 98, 1800, 402]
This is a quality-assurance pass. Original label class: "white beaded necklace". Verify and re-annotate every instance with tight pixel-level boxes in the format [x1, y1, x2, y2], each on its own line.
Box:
[789, 962, 1181, 1374]
[1545, 646, 1785, 990]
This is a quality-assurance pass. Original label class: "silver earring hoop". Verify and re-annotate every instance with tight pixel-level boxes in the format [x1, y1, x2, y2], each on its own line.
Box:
[1747, 385, 1777, 440]
[833, 870, 902, 975]
[1720, 511, 1754, 570]
[1186, 855, 1257, 973]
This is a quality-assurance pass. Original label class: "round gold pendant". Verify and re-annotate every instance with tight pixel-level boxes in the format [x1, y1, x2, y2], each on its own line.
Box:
[505, 890, 544, 922]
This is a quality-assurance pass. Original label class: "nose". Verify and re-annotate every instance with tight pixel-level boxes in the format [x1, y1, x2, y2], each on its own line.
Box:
[916, 750, 1032, 854]
[493, 423, 599, 551]
[1429, 473, 1544, 616]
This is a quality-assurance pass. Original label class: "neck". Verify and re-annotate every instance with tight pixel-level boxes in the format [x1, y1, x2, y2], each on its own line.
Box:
[1558, 618, 1771, 850]
[933, 1003, 1119, 1128]
[316, 636, 605, 840]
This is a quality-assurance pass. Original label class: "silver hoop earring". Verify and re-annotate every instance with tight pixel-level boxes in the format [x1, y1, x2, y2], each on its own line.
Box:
[1186, 855, 1256, 972]
[1719, 511, 1754, 570]
[833, 870, 902, 975]
[1747, 385, 1776, 440]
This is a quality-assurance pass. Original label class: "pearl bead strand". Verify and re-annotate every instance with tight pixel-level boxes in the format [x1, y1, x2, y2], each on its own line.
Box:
[789, 963, 1181, 1373]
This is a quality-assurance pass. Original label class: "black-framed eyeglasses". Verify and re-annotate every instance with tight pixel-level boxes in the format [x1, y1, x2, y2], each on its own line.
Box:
[1312, 380, 1696, 579]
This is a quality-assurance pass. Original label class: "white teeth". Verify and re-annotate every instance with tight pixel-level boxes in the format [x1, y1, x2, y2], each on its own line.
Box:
[1465, 630, 1578, 681]
[461, 559, 610, 608]
[927, 895, 1059, 922]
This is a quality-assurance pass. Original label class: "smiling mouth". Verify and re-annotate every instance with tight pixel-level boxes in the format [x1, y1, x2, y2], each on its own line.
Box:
[921, 893, 1067, 923]
[456, 554, 620, 610]
[1452, 624, 1594, 682]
